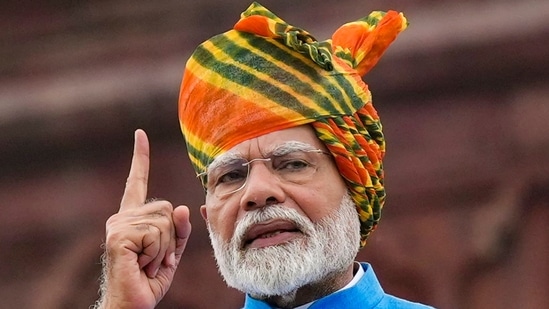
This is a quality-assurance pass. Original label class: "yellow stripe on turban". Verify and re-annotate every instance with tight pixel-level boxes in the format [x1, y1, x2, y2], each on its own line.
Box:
[179, 2, 407, 246]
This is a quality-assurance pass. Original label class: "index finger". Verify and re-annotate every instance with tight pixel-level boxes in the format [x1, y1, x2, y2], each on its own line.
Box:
[120, 129, 150, 210]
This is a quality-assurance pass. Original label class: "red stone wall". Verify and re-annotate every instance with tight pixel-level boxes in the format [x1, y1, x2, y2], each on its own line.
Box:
[1, 0, 548, 308]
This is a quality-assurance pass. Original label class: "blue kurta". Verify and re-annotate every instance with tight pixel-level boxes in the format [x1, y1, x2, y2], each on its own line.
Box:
[243, 263, 434, 309]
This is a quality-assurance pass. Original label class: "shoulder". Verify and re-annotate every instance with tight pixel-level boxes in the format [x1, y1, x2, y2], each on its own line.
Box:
[359, 262, 436, 309]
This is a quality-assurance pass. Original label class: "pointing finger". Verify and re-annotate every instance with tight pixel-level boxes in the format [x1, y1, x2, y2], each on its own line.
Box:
[120, 129, 150, 210]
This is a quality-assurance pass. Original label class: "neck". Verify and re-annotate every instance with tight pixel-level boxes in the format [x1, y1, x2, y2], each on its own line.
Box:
[254, 263, 356, 309]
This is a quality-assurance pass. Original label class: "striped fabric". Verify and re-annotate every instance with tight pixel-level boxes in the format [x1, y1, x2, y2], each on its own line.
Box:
[179, 2, 407, 246]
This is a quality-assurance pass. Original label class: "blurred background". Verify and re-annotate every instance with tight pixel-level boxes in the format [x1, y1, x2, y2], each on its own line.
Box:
[1, 0, 548, 308]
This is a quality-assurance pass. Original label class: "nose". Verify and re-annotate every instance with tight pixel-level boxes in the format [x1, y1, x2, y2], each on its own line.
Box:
[239, 161, 286, 211]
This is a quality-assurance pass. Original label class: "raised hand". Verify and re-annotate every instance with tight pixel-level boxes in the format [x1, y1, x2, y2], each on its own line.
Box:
[97, 129, 192, 309]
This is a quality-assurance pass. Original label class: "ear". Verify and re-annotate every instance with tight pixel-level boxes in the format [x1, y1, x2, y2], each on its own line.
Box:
[199, 205, 208, 221]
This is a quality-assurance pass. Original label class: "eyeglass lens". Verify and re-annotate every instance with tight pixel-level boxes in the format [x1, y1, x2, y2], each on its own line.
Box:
[203, 149, 327, 197]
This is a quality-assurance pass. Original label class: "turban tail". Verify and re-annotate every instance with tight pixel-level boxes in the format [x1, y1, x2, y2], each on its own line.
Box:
[179, 2, 407, 246]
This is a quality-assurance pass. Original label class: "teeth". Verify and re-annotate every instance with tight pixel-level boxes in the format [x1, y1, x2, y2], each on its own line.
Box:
[259, 231, 282, 238]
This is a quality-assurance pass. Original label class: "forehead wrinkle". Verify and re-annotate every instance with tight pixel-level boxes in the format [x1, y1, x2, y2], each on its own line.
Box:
[270, 141, 319, 156]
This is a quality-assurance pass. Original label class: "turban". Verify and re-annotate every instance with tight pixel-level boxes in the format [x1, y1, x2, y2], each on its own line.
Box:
[179, 2, 407, 247]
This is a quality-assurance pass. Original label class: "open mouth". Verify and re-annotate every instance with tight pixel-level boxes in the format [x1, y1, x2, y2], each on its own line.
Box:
[243, 219, 302, 249]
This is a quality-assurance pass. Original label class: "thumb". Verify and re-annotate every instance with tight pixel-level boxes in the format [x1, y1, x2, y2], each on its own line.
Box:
[172, 205, 192, 260]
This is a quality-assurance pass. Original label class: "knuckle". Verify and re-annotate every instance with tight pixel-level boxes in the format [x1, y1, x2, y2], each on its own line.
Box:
[147, 198, 173, 209]
[104, 228, 125, 250]
[105, 214, 123, 234]
[146, 200, 174, 217]
[148, 213, 173, 232]
[103, 202, 174, 248]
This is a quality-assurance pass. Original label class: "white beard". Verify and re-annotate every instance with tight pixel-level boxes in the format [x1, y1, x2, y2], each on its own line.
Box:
[207, 192, 361, 298]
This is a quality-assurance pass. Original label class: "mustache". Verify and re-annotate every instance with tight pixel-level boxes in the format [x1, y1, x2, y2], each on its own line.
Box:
[232, 205, 314, 247]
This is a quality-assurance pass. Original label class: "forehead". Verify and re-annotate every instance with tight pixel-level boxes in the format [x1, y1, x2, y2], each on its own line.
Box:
[210, 125, 324, 165]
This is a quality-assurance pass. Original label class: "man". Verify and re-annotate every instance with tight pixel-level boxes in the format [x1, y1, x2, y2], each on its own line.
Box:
[96, 2, 434, 308]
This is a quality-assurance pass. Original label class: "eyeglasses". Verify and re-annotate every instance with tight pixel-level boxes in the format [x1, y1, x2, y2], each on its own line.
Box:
[197, 149, 331, 198]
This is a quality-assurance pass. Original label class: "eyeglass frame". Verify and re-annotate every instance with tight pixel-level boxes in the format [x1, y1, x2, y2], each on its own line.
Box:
[196, 146, 332, 198]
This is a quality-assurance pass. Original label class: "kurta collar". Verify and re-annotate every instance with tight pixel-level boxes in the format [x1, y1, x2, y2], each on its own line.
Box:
[243, 263, 384, 309]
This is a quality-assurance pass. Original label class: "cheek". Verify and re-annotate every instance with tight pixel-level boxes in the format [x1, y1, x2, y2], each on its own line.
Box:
[204, 199, 239, 240]
[291, 186, 343, 223]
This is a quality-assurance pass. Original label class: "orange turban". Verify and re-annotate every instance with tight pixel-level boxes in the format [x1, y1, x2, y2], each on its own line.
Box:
[179, 2, 407, 246]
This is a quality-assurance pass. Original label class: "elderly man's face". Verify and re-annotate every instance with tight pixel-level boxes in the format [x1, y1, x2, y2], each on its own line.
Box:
[199, 125, 360, 297]
[200, 125, 347, 245]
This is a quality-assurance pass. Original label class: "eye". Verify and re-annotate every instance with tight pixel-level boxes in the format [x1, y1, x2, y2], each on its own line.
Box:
[284, 159, 309, 170]
[273, 154, 311, 172]
[212, 162, 248, 186]
[218, 169, 247, 184]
